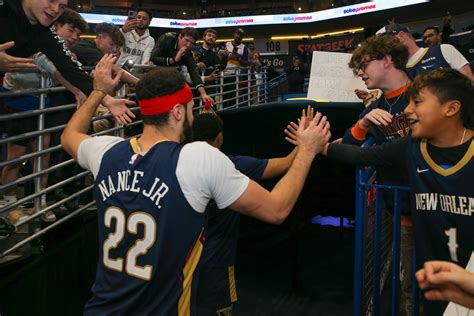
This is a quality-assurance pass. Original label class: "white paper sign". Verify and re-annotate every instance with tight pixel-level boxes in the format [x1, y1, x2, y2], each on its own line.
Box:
[307, 51, 367, 102]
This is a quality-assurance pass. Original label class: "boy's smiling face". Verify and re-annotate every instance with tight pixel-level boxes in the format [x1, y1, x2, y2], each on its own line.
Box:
[405, 87, 459, 139]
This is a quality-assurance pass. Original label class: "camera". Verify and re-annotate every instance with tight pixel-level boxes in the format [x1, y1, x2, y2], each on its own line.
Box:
[121, 59, 135, 72]
[128, 10, 137, 19]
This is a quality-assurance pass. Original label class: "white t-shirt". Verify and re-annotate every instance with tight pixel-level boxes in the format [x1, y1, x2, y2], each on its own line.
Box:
[77, 137, 250, 213]
[407, 44, 468, 70]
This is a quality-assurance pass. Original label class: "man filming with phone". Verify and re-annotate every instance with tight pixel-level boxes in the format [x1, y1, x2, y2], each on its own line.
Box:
[118, 9, 155, 67]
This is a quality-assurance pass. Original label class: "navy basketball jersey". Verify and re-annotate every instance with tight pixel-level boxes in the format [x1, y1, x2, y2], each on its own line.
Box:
[196, 155, 267, 308]
[406, 46, 450, 80]
[407, 138, 474, 314]
[85, 138, 206, 316]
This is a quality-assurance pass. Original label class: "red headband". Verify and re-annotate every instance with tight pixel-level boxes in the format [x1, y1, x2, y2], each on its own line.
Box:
[138, 83, 193, 116]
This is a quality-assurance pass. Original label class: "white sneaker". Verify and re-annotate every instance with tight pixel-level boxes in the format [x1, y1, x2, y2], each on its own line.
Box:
[41, 210, 56, 222]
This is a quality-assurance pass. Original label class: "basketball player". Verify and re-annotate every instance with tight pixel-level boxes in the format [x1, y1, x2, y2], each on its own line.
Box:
[305, 69, 473, 315]
[61, 54, 330, 315]
[192, 112, 297, 315]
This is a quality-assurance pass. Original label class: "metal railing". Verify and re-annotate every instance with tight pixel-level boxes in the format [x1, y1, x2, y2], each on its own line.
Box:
[353, 139, 418, 316]
[0, 64, 276, 259]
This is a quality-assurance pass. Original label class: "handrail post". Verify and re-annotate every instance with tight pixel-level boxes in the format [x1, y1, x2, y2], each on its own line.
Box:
[247, 69, 251, 106]
[235, 69, 240, 107]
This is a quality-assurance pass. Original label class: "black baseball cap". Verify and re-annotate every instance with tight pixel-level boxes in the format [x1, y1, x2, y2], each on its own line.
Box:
[235, 28, 245, 35]
[376, 24, 410, 36]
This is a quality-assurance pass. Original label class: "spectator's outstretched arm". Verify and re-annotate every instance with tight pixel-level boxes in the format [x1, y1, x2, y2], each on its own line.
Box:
[416, 261, 474, 309]
[0, 41, 35, 72]
[229, 113, 331, 224]
[61, 55, 123, 160]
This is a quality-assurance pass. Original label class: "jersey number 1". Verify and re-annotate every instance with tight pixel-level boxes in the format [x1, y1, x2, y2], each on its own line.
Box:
[103, 206, 156, 280]
[445, 227, 459, 262]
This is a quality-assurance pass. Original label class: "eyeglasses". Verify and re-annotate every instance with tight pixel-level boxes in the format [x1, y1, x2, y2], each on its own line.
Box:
[356, 59, 377, 73]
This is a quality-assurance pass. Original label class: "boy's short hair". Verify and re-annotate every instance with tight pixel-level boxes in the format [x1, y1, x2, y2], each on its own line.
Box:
[349, 35, 409, 74]
[180, 27, 199, 41]
[192, 113, 224, 143]
[56, 8, 88, 33]
[406, 69, 474, 127]
[95, 23, 125, 47]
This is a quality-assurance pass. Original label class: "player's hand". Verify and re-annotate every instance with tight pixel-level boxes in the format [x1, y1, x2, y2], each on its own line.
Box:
[284, 106, 317, 145]
[360, 108, 393, 128]
[355, 89, 369, 100]
[0, 41, 36, 72]
[416, 261, 474, 309]
[302, 105, 315, 128]
[122, 19, 139, 32]
[296, 112, 331, 156]
[93, 54, 123, 94]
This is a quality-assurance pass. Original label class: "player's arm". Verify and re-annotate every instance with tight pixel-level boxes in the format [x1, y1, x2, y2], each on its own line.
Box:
[440, 44, 473, 81]
[229, 114, 330, 224]
[61, 55, 122, 160]
[261, 147, 297, 179]
[322, 137, 408, 169]
[459, 64, 474, 81]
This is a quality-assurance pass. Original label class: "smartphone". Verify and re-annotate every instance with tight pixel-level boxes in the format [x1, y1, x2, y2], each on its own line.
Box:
[121, 59, 135, 72]
[128, 10, 137, 19]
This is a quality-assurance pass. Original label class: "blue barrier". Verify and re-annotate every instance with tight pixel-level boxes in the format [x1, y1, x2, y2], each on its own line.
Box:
[353, 139, 415, 316]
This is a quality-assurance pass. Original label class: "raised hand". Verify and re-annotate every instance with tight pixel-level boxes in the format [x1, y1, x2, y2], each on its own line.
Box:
[95, 54, 136, 124]
[122, 18, 140, 33]
[297, 112, 331, 156]
[93, 54, 123, 94]
[0, 41, 36, 72]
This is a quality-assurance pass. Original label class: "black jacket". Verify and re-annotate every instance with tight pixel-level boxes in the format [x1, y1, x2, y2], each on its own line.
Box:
[150, 32, 203, 89]
[0, 0, 93, 93]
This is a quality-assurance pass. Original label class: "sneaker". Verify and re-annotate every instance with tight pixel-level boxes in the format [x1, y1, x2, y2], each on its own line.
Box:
[41, 210, 56, 222]
[6, 209, 29, 225]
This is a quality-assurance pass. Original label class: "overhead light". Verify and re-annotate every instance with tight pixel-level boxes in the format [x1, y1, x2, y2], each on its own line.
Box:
[271, 35, 309, 40]
[298, 7, 302, 11]
[182, 11, 187, 15]
[311, 27, 364, 39]
[80, 35, 96, 39]
[214, 37, 254, 43]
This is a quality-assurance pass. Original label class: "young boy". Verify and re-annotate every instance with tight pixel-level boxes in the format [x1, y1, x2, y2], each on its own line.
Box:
[320, 68, 473, 315]
[192, 112, 297, 315]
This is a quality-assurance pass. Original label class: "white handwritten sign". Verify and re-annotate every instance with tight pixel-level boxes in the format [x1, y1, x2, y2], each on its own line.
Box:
[307, 51, 367, 102]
